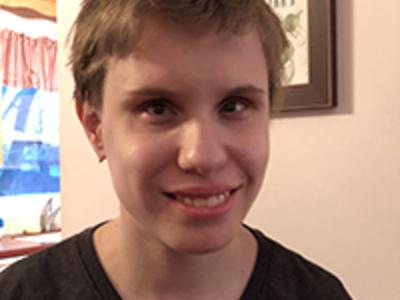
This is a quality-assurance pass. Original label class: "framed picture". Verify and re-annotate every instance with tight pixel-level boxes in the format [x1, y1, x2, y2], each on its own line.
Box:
[267, 0, 337, 112]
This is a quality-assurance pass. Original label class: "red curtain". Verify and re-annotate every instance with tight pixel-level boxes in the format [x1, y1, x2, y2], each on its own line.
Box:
[0, 29, 57, 91]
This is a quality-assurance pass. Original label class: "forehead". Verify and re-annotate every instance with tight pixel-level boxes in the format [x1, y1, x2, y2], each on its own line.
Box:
[104, 17, 269, 101]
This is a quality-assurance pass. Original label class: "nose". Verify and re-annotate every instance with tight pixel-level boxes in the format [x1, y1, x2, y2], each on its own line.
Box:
[177, 119, 227, 176]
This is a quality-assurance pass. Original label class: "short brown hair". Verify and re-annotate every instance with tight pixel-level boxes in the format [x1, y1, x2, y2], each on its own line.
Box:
[69, 0, 288, 108]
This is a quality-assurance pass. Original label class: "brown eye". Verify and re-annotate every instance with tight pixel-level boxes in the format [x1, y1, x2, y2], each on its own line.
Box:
[145, 102, 171, 116]
[139, 99, 177, 124]
[220, 97, 248, 114]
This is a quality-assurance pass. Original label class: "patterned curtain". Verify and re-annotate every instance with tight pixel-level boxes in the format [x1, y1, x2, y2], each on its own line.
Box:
[0, 30, 57, 91]
[0, 1, 58, 195]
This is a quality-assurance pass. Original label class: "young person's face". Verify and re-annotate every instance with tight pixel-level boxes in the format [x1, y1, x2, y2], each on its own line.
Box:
[82, 18, 270, 254]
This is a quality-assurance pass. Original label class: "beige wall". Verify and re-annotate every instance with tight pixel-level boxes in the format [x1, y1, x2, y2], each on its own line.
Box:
[58, 1, 400, 299]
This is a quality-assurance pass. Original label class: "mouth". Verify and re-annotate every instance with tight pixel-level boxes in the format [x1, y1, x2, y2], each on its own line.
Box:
[164, 187, 239, 209]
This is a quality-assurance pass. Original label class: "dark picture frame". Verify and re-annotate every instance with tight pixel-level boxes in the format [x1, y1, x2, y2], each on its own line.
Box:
[272, 0, 337, 112]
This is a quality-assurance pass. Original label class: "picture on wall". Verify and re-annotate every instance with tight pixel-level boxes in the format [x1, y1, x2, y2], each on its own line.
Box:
[267, 0, 337, 111]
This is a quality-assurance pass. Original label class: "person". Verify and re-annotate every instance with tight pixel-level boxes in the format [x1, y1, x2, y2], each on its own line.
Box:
[0, 1, 352, 299]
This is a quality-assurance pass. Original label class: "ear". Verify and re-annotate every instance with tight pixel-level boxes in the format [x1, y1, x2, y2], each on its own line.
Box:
[75, 98, 105, 162]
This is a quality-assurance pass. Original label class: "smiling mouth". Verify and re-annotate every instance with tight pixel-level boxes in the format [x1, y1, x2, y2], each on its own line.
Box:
[165, 189, 237, 209]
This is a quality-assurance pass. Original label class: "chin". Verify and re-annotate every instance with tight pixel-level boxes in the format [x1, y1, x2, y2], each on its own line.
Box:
[163, 226, 237, 256]
[177, 241, 229, 256]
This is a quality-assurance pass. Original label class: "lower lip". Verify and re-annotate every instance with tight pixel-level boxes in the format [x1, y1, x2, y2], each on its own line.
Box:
[171, 193, 235, 218]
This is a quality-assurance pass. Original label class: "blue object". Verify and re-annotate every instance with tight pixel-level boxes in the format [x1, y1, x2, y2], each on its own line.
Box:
[0, 218, 3, 238]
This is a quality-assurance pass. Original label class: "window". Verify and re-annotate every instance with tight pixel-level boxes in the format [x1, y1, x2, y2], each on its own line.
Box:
[0, 3, 59, 236]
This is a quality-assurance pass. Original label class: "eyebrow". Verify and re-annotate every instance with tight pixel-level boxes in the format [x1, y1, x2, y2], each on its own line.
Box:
[226, 85, 267, 96]
[124, 87, 179, 99]
[123, 84, 267, 99]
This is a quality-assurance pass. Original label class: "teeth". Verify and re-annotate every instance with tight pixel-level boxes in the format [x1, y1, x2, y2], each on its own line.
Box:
[208, 196, 218, 207]
[194, 199, 205, 207]
[176, 192, 230, 208]
[183, 198, 193, 206]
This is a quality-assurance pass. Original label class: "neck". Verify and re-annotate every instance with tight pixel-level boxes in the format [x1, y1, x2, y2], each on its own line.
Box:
[95, 217, 257, 300]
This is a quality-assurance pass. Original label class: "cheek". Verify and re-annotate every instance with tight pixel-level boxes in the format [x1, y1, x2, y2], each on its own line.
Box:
[247, 136, 269, 177]
[235, 123, 269, 189]
[105, 134, 176, 219]
[239, 120, 269, 164]
[105, 132, 174, 189]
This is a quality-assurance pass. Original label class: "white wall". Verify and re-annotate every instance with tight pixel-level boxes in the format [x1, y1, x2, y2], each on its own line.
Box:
[57, 0, 119, 233]
[58, 1, 400, 299]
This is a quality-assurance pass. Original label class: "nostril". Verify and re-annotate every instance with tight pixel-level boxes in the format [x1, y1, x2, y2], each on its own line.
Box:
[177, 122, 227, 175]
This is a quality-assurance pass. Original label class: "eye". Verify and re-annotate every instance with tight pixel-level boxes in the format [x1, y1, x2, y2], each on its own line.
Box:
[220, 97, 249, 115]
[145, 102, 170, 115]
[139, 99, 176, 123]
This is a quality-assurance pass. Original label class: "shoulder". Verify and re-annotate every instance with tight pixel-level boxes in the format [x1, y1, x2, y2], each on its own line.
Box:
[0, 227, 97, 300]
[247, 226, 352, 299]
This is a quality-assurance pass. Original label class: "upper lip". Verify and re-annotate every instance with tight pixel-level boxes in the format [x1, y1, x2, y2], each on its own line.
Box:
[165, 184, 240, 198]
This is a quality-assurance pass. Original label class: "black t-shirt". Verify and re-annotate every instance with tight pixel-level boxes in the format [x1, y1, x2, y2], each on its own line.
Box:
[0, 224, 352, 299]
